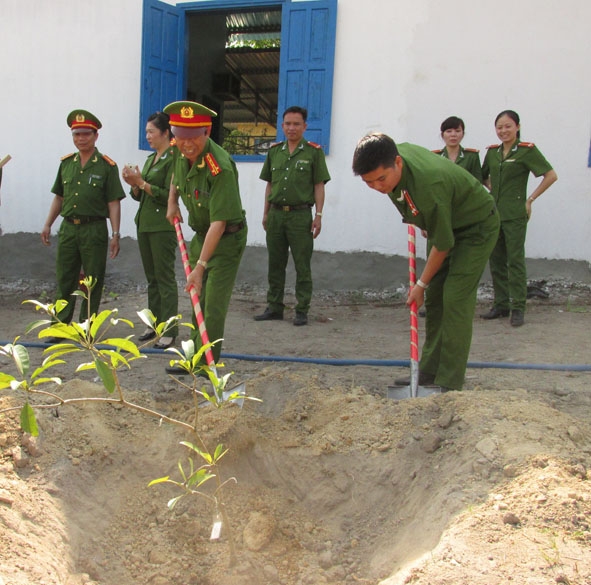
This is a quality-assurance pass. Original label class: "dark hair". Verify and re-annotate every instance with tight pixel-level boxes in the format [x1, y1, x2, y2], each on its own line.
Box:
[283, 106, 308, 122]
[495, 109, 521, 140]
[352, 133, 399, 176]
[440, 116, 465, 133]
[147, 111, 172, 139]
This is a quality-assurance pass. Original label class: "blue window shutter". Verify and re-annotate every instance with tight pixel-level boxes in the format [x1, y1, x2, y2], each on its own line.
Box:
[139, 0, 185, 150]
[277, 0, 337, 154]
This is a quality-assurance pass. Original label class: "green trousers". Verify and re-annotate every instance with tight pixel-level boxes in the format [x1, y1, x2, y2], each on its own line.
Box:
[189, 227, 247, 363]
[265, 208, 313, 314]
[488, 217, 528, 312]
[419, 210, 500, 390]
[137, 230, 179, 337]
[55, 220, 108, 323]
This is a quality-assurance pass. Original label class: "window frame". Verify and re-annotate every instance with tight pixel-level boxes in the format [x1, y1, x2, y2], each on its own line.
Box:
[140, 0, 337, 160]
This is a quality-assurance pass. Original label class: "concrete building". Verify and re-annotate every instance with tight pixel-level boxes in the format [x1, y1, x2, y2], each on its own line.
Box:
[1, 0, 590, 289]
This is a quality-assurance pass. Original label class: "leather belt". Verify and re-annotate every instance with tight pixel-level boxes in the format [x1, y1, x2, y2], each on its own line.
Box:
[224, 221, 245, 235]
[63, 215, 105, 225]
[270, 203, 312, 212]
[195, 221, 246, 238]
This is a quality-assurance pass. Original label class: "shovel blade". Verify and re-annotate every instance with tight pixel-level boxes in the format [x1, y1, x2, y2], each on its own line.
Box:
[222, 381, 246, 408]
[386, 385, 441, 400]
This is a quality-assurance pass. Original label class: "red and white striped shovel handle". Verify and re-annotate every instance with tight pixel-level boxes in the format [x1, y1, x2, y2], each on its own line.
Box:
[173, 217, 216, 370]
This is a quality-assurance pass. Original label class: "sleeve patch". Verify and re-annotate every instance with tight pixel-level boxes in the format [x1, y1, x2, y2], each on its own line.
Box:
[205, 153, 221, 176]
[102, 154, 117, 166]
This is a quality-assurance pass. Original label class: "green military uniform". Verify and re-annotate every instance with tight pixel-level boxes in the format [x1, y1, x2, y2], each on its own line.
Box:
[52, 148, 125, 322]
[172, 139, 247, 362]
[482, 141, 553, 313]
[389, 143, 499, 390]
[132, 147, 178, 336]
[432, 146, 483, 182]
[260, 138, 331, 314]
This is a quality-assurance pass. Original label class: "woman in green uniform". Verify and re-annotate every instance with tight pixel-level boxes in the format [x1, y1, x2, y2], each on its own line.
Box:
[433, 116, 482, 181]
[122, 112, 178, 348]
[480, 110, 557, 327]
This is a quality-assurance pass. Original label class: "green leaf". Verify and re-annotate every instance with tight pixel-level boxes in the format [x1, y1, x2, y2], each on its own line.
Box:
[12, 344, 30, 377]
[110, 317, 134, 328]
[167, 495, 184, 510]
[100, 338, 141, 357]
[187, 468, 215, 489]
[32, 377, 62, 387]
[42, 346, 81, 359]
[31, 360, 65, 380]
[213, 443, 227, 462]
[181, 441, 212, 464]
[0, 372, 17, 390]
[10, 380, 28, 391]
[20, 402, 39, 436]
[24, 319, 53, 334]
[148, 476, 170, 487]
[137, 308, 157, 328]
[89, 309, 116, 338]
[94, 359, 116, 393]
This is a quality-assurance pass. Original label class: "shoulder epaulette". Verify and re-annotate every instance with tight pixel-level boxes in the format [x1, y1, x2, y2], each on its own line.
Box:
[102, 154, 117, 166]
[170, 137, 177, 147]
[464, 148, 480, 153]
[269, 141, 282, 149]
[205, 152, 221, 176]
[432, 149, 443, 154]
[60, 152, 75, 161]
[486, 144, 500, 149]
[307, 141, 322, 149]
[518, 142, 535, 148]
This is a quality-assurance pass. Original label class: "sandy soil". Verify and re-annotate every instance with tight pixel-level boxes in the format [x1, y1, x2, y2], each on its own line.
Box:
[1, 282, 591, 585]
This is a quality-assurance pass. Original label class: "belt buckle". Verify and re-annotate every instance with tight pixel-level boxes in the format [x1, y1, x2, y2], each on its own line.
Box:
[282, 205, 290, 212]
[73, 218, 81, 225]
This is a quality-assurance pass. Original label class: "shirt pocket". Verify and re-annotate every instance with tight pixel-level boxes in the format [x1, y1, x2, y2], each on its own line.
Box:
[88, 174, 105, 189]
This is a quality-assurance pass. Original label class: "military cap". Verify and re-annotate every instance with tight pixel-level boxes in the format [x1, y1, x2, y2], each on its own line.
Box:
[67, 109, 102, 131]
[163, 101, 217, 128]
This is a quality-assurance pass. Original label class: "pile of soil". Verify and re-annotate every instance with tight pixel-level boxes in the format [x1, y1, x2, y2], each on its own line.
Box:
[1, 285, 590, 585]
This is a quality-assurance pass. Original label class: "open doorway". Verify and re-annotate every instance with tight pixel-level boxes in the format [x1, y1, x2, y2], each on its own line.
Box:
[185, 8, 281, 155]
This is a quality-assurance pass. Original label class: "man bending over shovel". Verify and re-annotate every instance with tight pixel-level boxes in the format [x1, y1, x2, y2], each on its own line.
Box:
[352, 133, 499, 392]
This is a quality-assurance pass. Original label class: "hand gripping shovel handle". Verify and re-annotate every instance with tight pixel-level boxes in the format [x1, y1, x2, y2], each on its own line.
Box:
[173, 217, 216, 371]
[408, 225, 419, 398]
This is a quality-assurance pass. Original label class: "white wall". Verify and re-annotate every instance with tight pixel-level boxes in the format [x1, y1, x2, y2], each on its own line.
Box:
[1, 0, 590, 262]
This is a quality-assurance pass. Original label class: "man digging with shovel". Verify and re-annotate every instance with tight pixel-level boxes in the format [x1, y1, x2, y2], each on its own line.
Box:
[352, 133, 499, 393]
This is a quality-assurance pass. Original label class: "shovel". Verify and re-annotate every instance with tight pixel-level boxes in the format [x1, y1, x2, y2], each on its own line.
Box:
[173, 217, 245, 407]
[387, 224, 440, 400]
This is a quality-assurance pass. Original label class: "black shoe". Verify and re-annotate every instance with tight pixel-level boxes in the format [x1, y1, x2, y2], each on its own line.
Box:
[138, 329, 156, 342]
[154, 336, 175, 349]
[165, 365, 188, 376]
[293, 312, 308, 326]
[480, 307, 510, 319]
[510, 310, 525, 327]
[44, 336, 65, 345]
[394, 371, 436, 386]
[254, 308, 283, 321]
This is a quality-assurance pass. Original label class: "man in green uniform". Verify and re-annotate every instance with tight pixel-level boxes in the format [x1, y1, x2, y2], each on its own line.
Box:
[254, 106, 330, 326]
[41, 109, 125, 326]
[164, 101, 247, 372]
[352, 133, 499, 391]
